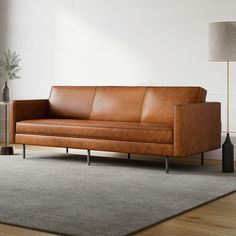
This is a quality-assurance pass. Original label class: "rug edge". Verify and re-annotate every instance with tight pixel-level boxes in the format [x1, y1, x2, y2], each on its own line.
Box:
[126, 189, 236, 236]
[0, 221, 72, 236]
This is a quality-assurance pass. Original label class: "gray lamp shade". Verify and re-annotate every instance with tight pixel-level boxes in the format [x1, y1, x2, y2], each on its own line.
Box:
[209, 22, 236, 61]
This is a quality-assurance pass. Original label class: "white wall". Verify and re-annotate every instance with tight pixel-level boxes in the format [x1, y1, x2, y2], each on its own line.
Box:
[0, 0, 8, 140]
[2, 0, 236, 158]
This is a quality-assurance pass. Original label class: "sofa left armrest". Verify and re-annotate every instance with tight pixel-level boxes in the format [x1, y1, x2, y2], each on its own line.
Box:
[174, 102, 221, 157]
[10, 99, 49, 144]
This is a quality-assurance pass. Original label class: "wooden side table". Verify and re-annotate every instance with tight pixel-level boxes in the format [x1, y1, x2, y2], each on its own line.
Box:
[0, 102, 14, 155]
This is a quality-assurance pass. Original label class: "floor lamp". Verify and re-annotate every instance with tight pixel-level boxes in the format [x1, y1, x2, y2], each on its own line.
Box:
[209, 22, 235, 173]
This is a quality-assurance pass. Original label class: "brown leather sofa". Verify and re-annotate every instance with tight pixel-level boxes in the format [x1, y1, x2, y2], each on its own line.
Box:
[10, 86, 221, 173]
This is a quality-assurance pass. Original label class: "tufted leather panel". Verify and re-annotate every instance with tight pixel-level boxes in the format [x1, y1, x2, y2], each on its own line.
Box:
[141, 87, 206, 123]
[48, 86, 96, 119]
[90, 86, 146, 122]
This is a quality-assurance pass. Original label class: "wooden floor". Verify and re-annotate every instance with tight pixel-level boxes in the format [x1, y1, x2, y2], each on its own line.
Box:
[135, 192, 236, 236]
[0, 147, 235, 236]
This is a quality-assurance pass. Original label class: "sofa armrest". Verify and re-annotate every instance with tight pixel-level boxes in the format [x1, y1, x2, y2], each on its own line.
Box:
[174, 102, 221, 157]
[10, 99, 49, 143]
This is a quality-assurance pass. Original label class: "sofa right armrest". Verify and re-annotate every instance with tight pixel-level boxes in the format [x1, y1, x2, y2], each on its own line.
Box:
[10, 99, 49, 143]
[174, 102, 221, 157]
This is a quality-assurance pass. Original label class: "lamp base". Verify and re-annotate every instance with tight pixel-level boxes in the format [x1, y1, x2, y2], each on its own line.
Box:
[1, 146, 14, 155]
[222, 133, 234, 173]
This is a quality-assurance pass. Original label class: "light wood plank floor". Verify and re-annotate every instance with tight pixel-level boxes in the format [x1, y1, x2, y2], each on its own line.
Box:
[135, 192, 236, 236]
[0, 146, 235, 236]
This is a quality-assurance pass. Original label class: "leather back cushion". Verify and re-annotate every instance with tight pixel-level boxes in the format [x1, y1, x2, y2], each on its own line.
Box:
[141, 87, 206, 123]
[90, 87, 146, 122]
[48, 86, 206, 123]
[49, 86, 96, 119]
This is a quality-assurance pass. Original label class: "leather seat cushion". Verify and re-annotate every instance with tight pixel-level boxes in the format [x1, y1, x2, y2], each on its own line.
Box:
[16, 119, 173, 144]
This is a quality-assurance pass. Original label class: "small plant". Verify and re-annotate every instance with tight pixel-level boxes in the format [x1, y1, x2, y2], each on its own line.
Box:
[0, 49, 21, 81]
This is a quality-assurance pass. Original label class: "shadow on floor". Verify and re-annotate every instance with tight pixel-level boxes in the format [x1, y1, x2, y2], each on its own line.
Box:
[14, 151, 229, 176]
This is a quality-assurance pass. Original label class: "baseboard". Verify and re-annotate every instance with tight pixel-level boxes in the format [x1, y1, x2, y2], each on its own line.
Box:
[201, 149, 222, 160]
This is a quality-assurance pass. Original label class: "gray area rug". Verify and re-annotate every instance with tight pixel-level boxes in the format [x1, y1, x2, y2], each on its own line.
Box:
[0, 151, 235, 236]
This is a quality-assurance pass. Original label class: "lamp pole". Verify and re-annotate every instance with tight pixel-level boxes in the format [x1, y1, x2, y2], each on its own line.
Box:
[227, 60, 229, 134]
[222, 60, 234, 173]
[209, 21, 235, 173]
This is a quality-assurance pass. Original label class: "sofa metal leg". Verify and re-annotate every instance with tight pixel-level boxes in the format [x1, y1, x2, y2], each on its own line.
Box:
[23, 144, 26, 159]
[66, 147, 69, 154]
[165, 157, 169, 174]
[201, 152, 204, 166]
[87, 150, 91, 166]
[128, 153, 131, 159]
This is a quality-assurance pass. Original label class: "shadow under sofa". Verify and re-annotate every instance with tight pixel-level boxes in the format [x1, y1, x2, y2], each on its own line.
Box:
[10, 86, 221, 173]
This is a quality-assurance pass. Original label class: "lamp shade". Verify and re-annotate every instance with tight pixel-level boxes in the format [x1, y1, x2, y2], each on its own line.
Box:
[209, 21, 236, 61]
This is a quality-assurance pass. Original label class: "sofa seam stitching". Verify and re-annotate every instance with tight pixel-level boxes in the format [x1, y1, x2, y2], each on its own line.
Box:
[89, 86, 97, 119]
[139, 87, 148, 122]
